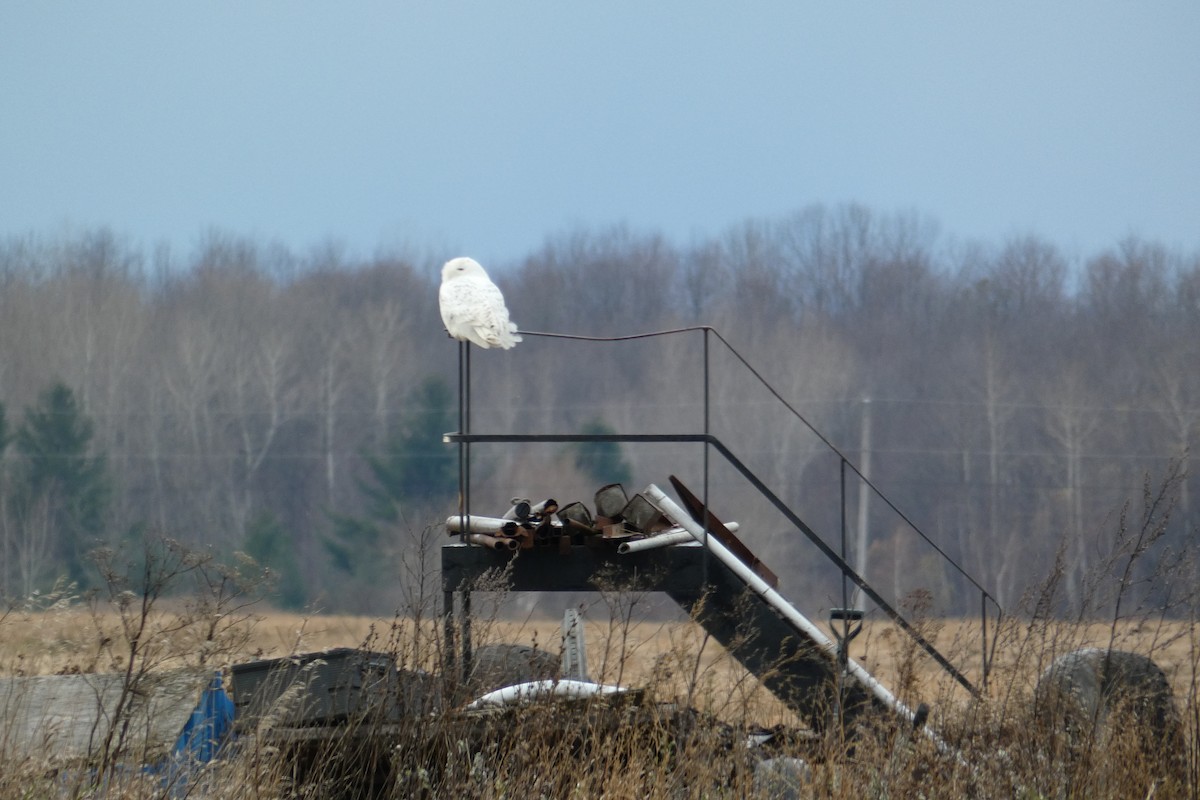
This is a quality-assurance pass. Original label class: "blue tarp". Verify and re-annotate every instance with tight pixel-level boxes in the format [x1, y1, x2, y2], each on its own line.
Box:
[172, 671, 235, 763]
[59, 671, 237, 796]
[159, 671, 236, 794]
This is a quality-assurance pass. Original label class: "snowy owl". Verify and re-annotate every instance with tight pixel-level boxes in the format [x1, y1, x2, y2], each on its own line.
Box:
[438, 257, 522, 349]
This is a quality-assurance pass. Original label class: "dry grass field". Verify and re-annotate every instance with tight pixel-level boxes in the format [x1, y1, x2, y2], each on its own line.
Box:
[1, 553, 1197, 799]
[0, 520, 1195, 800]
[5, 602, 1193, 716]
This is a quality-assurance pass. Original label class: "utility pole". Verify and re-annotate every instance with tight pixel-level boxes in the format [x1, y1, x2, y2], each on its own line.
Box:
[855, 395, 873, 612]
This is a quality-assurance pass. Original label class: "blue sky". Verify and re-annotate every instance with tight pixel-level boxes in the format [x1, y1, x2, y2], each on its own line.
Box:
[2, 2, 1197, 269]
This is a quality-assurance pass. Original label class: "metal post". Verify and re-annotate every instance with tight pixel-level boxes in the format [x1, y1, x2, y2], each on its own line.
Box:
[840, 459, 849, 631]
[464, 343, 471, 535]
[837, 459, 849, 730]
[453, 341, 473, 689]
[702, 327, 711, 587]
[855, 396, 873, 612]
[462, 584, 473, 684]
[443, 589, 456, 687]
[456, 342, 467, 542]
[981, 591, 989, 692]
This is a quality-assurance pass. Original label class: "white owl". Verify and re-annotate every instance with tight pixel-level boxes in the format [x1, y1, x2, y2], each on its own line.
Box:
[438, 257, 522, 349]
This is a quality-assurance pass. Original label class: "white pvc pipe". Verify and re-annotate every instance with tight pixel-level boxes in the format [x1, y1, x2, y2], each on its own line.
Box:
[617, 522, 741, 554]
[445, 515, 523, 535]
[643, 484, 943, 746]
[466, 679, 627, 709]
[617, 529, 697, 554]
[502, 500, 531, 521]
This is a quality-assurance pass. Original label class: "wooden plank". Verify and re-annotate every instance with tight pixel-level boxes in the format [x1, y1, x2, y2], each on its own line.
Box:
[0, 669, 209, 764]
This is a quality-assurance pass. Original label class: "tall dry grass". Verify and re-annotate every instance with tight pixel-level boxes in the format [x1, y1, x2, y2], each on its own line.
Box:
[0, 463, 1196, 798]
[1, 591, 1197, 797]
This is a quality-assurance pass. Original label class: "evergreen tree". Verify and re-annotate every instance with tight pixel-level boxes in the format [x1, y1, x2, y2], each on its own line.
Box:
[572, 417, 633, 487]
[326, 376, 456, 583]
[13, 382, 109, 587]
[244, 511, 306, 609]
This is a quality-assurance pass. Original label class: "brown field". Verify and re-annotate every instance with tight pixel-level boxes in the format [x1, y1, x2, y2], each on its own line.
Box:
[3, 603, 1195, 724]
[2, 596, 1197, 798]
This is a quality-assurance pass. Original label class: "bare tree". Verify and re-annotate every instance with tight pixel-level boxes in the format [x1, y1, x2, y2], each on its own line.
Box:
[361, 298, 408, 442]
[1040, 365, 1105, 610]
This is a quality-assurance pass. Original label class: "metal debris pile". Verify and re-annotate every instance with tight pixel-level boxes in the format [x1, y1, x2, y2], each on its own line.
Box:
[445, 475, 778, 587]
[444, 482, 680, 552]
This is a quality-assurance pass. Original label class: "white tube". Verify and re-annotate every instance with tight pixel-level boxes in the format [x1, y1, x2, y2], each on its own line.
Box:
[643, 484, 945, 749]
[502, 500, 531, 521]
[529, 498, 557, 515]
[617, 522, 741, 554]
[466, 679, 627, 709]
[618, 529, 697, 554]
[444, 515, 522, 535]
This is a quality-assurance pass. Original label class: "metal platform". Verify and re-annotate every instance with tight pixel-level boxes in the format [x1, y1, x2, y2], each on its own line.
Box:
[441, 537, 873, 730]
[442, 539, 708, 595]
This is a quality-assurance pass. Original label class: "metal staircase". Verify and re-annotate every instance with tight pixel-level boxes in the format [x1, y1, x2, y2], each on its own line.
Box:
[440, 326, 1001, 732]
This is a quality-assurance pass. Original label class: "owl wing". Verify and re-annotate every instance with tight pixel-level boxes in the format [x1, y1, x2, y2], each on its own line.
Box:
[440, 276, 518, 349]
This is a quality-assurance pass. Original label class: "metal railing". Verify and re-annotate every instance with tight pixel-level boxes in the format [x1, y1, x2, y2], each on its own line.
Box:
[446, 325, 1003, 693]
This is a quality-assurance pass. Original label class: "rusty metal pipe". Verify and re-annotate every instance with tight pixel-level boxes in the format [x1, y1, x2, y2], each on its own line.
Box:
[465, 533, 519, 551]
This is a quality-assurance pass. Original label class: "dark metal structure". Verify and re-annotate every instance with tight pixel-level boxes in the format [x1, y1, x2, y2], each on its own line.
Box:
[442, 327, 1001, 729]
[442, 540, 873, 729]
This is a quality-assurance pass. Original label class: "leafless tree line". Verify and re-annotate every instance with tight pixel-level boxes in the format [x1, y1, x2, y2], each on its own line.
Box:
[0, 205, 1196, 614]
